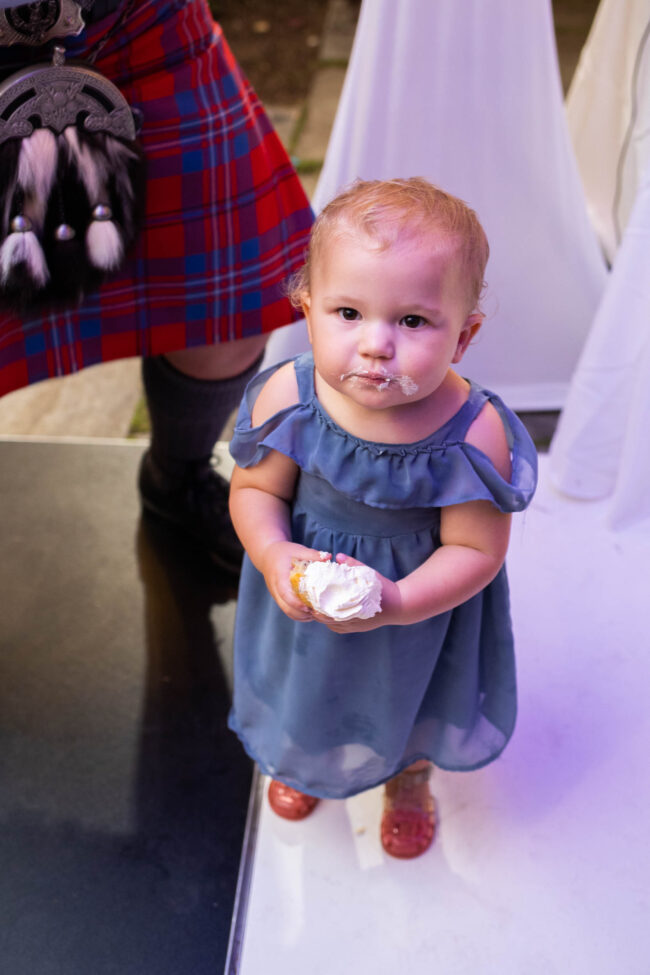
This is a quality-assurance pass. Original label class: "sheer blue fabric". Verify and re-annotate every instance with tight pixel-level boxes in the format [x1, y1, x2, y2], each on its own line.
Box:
[228, 352, 538, 798]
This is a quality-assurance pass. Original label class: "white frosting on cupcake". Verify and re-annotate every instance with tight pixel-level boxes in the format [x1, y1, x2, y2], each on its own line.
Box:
[297, 560, 382, 621]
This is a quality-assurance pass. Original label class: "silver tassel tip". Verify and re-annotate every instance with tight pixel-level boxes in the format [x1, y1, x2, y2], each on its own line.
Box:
[92, 204, 113, 221]
[11, 215, 33, 233]
[54, 224, 76, 241]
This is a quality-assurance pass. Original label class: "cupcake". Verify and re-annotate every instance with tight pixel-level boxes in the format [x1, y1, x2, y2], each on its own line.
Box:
[290, 558, 382, 621]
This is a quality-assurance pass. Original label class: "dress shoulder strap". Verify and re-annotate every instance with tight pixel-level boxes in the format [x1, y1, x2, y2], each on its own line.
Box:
[445, 382, 491, 440]
[293, 352, 316, 404]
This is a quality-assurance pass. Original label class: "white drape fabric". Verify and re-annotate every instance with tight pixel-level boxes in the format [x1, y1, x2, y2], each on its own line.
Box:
[265, 0, 607, 410]
[549, 2, 650, 526]
[565, 0, 650, 263]
[549, 162, 650, 525]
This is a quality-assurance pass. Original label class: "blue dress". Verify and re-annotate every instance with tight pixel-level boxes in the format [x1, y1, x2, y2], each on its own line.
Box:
[228, 352, 538, 799]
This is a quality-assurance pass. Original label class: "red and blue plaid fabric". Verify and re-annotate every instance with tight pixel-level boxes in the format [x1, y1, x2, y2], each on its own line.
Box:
[0, 0, 314, 395]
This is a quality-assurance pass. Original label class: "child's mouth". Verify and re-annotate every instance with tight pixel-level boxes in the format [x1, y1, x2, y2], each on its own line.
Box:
[340, 370, 419, 396]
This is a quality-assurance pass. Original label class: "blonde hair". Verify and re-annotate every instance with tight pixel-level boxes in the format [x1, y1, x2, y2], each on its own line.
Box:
[289, 177, 489, 313]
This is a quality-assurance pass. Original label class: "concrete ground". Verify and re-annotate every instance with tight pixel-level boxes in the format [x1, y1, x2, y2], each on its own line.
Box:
[0, 0, 598, 440]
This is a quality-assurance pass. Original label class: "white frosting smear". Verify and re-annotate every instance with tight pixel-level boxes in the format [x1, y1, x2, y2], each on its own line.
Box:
[298, 560, 382, 621]
[340, 370, 419, 396]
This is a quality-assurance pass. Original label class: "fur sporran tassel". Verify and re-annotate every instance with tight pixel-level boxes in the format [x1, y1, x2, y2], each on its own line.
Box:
[61, 126, 144, 273]
[86, 204, 124, 270]
[0, 138, 21, 244]
[17, 128, 59, 229]
[0, 215, 50, 305]
[0, 129, 61, 308]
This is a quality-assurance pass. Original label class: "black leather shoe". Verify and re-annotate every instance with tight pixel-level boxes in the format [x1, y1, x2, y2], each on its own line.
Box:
[138, 450, 244, 575]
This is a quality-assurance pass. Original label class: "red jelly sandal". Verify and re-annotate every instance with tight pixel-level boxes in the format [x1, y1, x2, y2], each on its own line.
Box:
[268, 779, 320, 820]
[380, 762, 436, 859]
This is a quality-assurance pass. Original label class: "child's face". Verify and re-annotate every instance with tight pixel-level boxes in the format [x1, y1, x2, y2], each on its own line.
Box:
[302, 228, 482, 420]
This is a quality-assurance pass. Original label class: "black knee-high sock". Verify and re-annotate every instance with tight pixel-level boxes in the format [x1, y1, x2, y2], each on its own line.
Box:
[141, 353, 262, 481]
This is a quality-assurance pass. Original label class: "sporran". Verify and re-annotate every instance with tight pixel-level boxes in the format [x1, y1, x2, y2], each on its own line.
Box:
[0, 0, 145, 311]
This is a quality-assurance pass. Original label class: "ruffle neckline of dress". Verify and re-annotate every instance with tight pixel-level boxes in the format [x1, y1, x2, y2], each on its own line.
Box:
[230, 353, 538, 513]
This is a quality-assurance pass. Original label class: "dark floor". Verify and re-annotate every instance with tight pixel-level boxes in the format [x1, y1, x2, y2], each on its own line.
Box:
[517, 411, 560, 452]
[0, 442, 251, 975]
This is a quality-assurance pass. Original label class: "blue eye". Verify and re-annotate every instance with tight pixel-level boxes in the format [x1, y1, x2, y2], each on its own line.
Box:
[401, 314, 427, 329]
[338, 307, 360, 322]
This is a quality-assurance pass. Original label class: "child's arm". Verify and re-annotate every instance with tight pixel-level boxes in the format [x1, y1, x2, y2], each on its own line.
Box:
[229, 363, 329, 621]
[398, 398, 513, 619]
[316, 401, 513, 633]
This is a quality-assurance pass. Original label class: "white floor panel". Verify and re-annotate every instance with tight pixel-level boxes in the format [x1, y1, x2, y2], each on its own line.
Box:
[235, 457, 650, 974]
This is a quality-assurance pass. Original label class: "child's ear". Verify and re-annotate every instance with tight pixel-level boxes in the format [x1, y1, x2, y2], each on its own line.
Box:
[452, 312, 483, 363]
[301, 294, 313, 342]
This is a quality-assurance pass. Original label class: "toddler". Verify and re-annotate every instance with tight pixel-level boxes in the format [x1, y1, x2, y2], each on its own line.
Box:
[228, 178, 537, 858]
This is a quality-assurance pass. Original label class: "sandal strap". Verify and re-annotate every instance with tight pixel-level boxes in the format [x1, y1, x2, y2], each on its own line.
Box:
[385, 763, 432, 796]
[398, 763, 432, 786]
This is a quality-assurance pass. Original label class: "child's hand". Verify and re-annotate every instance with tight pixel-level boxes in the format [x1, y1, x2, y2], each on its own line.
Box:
[310, 554, 403, 633]
[259, 542, 331, 621]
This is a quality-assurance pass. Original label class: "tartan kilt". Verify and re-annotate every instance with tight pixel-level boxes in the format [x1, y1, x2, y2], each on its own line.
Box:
[0, 0, 314, 395]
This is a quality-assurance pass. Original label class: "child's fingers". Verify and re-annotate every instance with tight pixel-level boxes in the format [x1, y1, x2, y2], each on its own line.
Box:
[276, 576, 315, 621]
[323, 616, 378, 633]
[307, 548, 331, 562]
[274, 588, 313, 621]
[334, 552, 364, 567]
[285, 603, 314, 622]
[290, 600, 315, 622]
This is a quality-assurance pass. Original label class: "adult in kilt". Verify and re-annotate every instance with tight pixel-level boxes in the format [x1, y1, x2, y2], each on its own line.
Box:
[0, 0, 314, 573]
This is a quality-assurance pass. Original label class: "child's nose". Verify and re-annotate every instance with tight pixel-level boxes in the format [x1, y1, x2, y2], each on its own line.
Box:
[358, 320, 394, 358]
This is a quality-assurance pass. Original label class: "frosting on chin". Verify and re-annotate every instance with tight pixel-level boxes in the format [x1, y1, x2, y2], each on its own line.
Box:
[299, 561, 382, 621]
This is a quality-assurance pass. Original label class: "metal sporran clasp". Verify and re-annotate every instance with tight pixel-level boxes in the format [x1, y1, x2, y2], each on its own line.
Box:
[0, 1, 85, 47]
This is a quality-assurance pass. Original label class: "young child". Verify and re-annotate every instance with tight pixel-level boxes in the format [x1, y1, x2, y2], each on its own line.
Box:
[228, 178, 537, 858]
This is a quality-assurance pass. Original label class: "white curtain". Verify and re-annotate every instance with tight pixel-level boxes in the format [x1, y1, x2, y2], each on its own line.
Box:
[549, 0, 650, 527]
[549, 166, 650, 517]
[265, 0, 607, 410]
[564, 0, 650, 264]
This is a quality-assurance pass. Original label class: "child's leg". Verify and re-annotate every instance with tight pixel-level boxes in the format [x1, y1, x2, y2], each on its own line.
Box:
[268, 779, 319, 821]
[381, 760, 435, 859]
